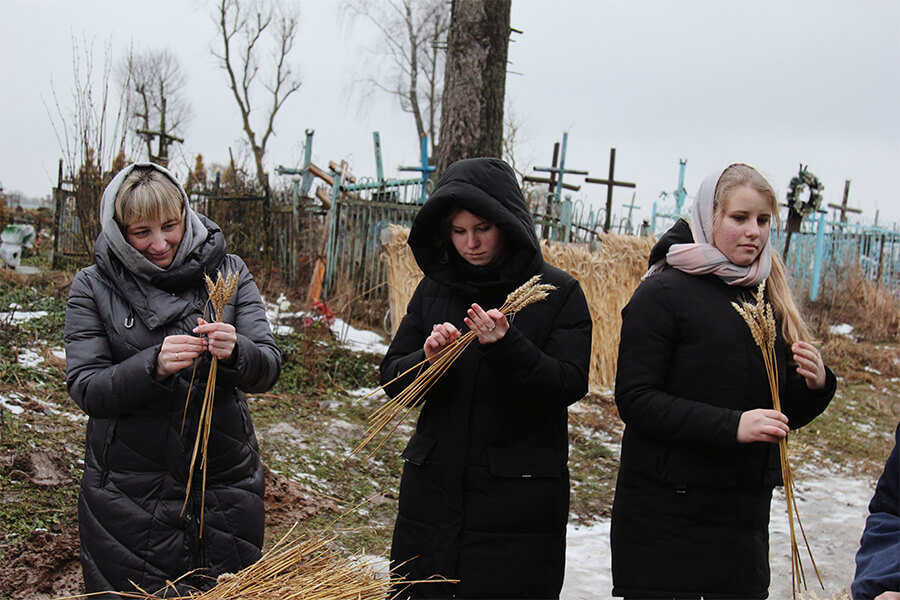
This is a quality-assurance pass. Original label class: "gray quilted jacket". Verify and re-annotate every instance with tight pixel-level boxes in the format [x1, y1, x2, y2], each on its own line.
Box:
[65, 214, 281, 597]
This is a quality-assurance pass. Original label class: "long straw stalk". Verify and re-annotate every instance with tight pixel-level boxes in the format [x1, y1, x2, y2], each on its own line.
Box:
[181, 270, 239, 535]
[732, 280, 823, 599]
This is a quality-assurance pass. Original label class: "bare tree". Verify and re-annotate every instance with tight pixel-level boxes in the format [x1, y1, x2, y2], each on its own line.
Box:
[117, 48, 193, 166]
[213, 0, 302, 190]
[343, 0, 449, 156]
[45, 35, 130, 256]
[46, 35, 128, 181]
[436, 0, 512, 175]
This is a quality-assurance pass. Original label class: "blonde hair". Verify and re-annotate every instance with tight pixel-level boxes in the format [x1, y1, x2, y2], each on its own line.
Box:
[713, 164, 812, 345]
[114, 167, 185, 227]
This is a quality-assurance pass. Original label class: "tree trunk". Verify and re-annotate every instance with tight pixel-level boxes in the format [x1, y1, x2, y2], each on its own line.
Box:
[436, 0, 511, 176]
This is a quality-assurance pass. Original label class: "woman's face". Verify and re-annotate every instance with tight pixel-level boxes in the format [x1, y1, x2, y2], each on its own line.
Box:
[713, 185, 772, 266]
[449, 209, 504, 266]
[124, 215, 185, 268]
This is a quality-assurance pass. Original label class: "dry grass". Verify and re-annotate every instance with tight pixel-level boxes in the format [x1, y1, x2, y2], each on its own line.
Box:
[381, 227, 654, 390]
[807, 264, 900, 343]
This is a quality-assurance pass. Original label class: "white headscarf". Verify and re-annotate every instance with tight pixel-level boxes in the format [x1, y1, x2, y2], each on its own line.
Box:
[645, 163, 772, 286]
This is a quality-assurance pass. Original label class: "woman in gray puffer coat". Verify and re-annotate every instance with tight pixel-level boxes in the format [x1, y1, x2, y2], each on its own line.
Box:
[65, 163, 281, 597]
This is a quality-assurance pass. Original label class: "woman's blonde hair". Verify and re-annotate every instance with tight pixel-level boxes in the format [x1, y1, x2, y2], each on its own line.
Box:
[114, 167, 184, 228]
[714, 164, 812, 345]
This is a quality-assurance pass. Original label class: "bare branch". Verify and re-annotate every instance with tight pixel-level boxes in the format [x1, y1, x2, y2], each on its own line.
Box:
[213, 0, 302, 189]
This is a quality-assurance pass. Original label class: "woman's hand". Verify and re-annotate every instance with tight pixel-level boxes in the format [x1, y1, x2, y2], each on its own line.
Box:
[194, 318, 236, 361]
[737, 408, 789, 443]
[424, 322, 461, 364]
[156, 334, 206, 380]
[792, 341, 827, 390]
[464, 303, 509, 345]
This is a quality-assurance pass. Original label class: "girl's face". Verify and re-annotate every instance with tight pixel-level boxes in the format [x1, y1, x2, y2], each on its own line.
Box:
[450, 209, 504, 266]
[713, 185, 772, 266]
[124, 215, 185, 268]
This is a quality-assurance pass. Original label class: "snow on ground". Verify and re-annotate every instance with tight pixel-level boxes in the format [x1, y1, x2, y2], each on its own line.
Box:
[0, 392, 26, 415]
[330, 318, 391, 355]
[829, 323, 855, 338]
[559, 470, 875, 599]
[0, 303, 47, 324]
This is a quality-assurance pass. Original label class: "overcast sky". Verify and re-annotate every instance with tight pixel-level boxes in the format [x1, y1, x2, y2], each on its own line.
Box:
[1, 0, 898, 228]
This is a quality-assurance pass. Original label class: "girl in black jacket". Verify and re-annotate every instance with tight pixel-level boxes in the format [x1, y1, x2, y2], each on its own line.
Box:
[65, 163, 281, 597]
[381, 157, 592, 599]
[610, 163, 835, 599]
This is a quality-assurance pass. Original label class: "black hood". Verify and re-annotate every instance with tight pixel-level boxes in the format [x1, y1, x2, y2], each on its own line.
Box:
[408, 157, 541, 291]
[647, 218, 693, 267]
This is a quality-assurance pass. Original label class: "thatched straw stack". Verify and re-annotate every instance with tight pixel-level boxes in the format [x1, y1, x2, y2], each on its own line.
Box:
[380, 226, 654, 389]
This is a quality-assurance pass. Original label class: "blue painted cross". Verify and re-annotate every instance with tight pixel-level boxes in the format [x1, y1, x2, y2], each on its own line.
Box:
[399, 134, 436, 204]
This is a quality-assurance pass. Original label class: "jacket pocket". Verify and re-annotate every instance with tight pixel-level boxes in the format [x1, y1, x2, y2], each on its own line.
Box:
[487, 447, 561, 478]
[401, 431, 436, 466]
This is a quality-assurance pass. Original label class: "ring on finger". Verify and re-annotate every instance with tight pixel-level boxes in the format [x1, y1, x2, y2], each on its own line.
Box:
[487, 324, 495, 332]
[176, 352, 181, 361]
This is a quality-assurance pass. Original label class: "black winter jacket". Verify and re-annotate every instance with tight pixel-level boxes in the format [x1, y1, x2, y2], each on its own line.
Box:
[65, 215, 281, 597]
[611, 220, 835, 599]
[381, 158, 592, 599]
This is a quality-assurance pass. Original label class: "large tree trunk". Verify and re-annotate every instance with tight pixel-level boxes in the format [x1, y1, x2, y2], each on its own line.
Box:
[436, 0, 511, 176]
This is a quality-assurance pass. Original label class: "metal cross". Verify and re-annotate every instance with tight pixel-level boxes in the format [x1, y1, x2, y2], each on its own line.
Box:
[524, 133, 586, 239]
[584, 148, 636, 233]
[399, 134, 436, 204]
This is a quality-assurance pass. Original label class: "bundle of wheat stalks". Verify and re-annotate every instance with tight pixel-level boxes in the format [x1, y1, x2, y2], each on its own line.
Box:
[732, 280, 823, 599]
[348, 275, 557, 459]
[181, 270, 239, 535]
[61, 526, 420, 599]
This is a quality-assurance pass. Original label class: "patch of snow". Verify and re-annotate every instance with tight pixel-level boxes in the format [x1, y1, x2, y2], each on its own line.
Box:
[863, 365, 882, 375]
[17, 348, 44, 368]
[828, 323, 855, 337]
[555, 470, 874, 598]
[331, 318, 390, 355]
[0, 306, 48, 324]
[0, 393, 25, 414]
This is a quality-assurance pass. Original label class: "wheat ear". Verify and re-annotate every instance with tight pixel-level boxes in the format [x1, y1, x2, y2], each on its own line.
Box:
[732, 280, 823, 598]
[347, 275, 557, 460]
[181, 269, 239, 536]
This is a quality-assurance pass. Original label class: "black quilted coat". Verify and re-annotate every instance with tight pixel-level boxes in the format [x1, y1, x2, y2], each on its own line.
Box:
[381, 158, 592, 599]
[65, 215, 281, 597]
[610, 220, 836, 599]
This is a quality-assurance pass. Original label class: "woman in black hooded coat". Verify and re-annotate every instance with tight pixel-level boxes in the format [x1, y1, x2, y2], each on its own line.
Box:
[380, 157, 592, 599]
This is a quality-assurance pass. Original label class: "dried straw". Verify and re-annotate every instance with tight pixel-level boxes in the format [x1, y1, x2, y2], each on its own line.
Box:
[55, 524, 444, 599]
[380, 226, 654, 390]
[731, 280, 823, 599]
[347, 275, 557, 460]
[181, 270, 239, 535]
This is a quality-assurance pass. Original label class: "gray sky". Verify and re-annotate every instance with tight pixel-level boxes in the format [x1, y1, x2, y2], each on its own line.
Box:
[1, 0, 898, 228]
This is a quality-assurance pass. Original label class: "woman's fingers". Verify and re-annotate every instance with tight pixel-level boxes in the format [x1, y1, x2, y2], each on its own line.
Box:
[792, 341, 827, 390]
[737, 409, 789, 443]
[424, 322, 460, 362]
[465, 304, 509, 344]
